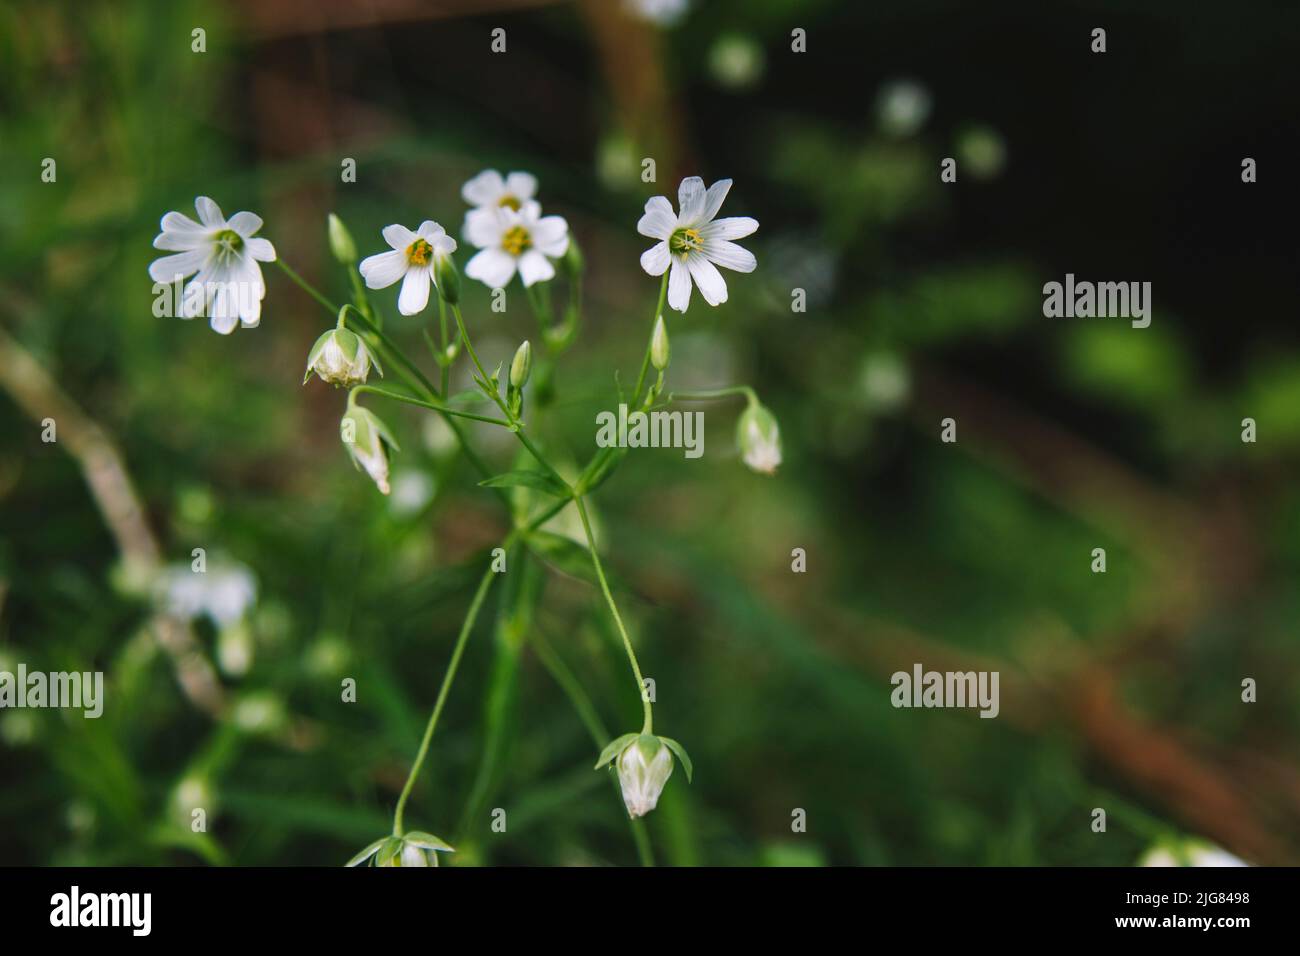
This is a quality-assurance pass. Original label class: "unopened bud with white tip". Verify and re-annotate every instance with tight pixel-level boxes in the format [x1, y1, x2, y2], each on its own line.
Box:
[737, 398, 781, 475]
[650, 315, 670, 371]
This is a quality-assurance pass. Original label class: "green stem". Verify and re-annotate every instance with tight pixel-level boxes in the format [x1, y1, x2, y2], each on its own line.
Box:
[630, 273, 670, 406]
[349, 384, 514, 427]
[450, 302, 513, 420]
[573, 494, 652, 734]
[665, 385, 757, 405]
[392, 549, 504, 836]
[276, 259, 337, 315]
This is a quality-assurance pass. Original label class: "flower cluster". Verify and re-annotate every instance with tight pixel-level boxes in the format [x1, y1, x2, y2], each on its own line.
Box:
[150, 168, 780, 863]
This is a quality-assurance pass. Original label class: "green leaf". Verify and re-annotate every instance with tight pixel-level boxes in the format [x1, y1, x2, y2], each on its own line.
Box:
[659, 736, 693, 783]
[479, 470, 570, 498]
[403, 831, 455, 853]
[525, 531, 600, 589]
[577, 445, 626, 494]
[344, 836, 388, 867]
[594, 732, 639, 770]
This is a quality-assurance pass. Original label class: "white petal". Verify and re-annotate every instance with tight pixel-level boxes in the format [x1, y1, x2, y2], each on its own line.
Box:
[462, 169, 505, 207]
[701, 216, 758, 241]
[517, 249, 554, 287]
[149, 248, 208, 283]
[504, 171, 538, 201]
[359, 250, 408, 290]
[703, 238, 755, 273]
[382, 223, 417, 251]
[431, 234, 457, 257]
[464, 208, 502, 249]
[532, 215, 569, 257]
[640, 241, 670, 276]
[687, 255, 728, 305]
[245, 237, 276, 262]
[637, 196, 677, 239]
[417, 220, 447, 241]
[195, 196, 225, 227]
[677, 176, 706, 226]
[465, 248, 517, 289]
[153, 229, 207, 251]
[226, 211, 263, 237]
[701, 179, 732, 223]
[209, 309, 239, 334]
[160, 210, 204, 234]
[397, 266, 432, 315]
[667, 256, 692, 312]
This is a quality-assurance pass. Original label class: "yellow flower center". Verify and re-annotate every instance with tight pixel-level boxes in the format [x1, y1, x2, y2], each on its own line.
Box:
[406, 238, 433, 266]
[498, 194, 522, 211]
[502, 225, 532, 257]
[670, 227, 703, 256]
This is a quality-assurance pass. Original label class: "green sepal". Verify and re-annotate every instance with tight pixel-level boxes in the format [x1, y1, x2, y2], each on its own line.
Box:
[373, 836, 404, 867]
[403, 831, 455, 853]
[658, 735, 693, 782]
[594, 732, 639, 770]
[344, 836, 388, 867]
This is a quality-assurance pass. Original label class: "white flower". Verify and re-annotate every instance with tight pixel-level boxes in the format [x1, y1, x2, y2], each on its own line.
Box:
[737, 400, 781, 475]
[157, 562, 257, 628]
[461, 169, 539, 214]
[148, 196, 277, 334]
[341, 406, 399, 495]
[358, 221, 456, 316]
[638, 176, 757, 312]
[1139, 840, 1249, 867]
[304, 327, 376, 388]
[464, 203, 569, 290]
[625, 0, 689, 27]
[616, 736, 674, 818]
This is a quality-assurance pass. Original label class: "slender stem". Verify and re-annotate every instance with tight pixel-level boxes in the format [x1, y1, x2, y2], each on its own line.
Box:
[437, 296, 451, 398]
[392, 548, 505, 835]
[666, 386, 757, 404]
[533, 628, 655, 867]
[514, 428, 572, 492]
[276, 259, 337, 315]
[339, 305, 441, 402]
[573, 495, 652, 733]
[630, 273, 670, 406]
[350, 384, 513, 427]
[450, 302, 512, 419]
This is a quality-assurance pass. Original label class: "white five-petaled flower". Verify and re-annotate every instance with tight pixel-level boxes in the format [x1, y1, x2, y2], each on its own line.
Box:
[464, 203, 569, 290]
[148, 197, 277, 334]
[638, 176, 757, 313]
[461, 169, 539, 216]
[359, 221, 456, 316]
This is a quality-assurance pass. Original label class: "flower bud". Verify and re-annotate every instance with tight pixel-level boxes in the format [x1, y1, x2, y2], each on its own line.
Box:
[348, 831, 454, 867]
[616, 735, 674, 818]
[341, 406, 399, 495]
[433, 250, 460, 305]
[305, 327, 373, 387]
[650, 315, 670, 371]
[736, 399, 782, 475]
[327, 213, 357, 265]
[509, 340, 532, 389]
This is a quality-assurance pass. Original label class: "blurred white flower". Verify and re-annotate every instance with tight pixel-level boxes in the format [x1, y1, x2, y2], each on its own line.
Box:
[709, 34, 765, 90]
[464, 203, 569, 289]
[461, 169, 539, 215]
[389, 469, 435, 518]
[638, 177, 758, 312]
[737, 400, 782, 475]
[158, 562, 257, 628]
[358, 221, 456, 316]
[148, 196, 277, 334]
[1140, 840, 1249, 867]
[875, 79, 932, 138]
[625, 0, 689, 27]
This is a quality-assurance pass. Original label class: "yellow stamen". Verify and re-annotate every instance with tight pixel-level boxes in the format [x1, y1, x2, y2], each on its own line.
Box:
[498, 194, 522, 211]
[406, 238, 433, 266]
[670, 227, 703, 256]
[502, 225, 532, 257]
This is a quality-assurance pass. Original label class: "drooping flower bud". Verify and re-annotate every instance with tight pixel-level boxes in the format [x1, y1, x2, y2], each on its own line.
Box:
[347, 830, 454, 867]
[736, 399, 781, 475]
[327, 213, 358, 265]
[433, 249, 460, 305]
[304, 327, 375, 387]
[650, 315, 670, 371]
[341, 406, 399, 495]
[509, 340, 532, 389]
[616, 735, 673, 817]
